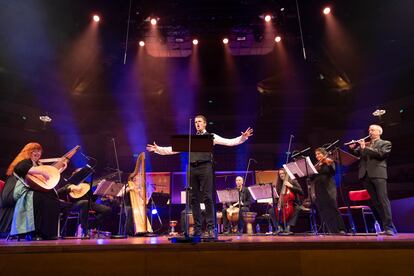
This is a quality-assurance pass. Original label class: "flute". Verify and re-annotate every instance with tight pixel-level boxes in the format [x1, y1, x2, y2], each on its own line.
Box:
[343, 135, 370, 146]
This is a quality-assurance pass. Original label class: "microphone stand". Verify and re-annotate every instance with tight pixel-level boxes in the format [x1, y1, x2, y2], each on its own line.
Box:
[280, 135, 294, 231]
[286, 135, 294, 164]
[170, 119, 200, 243]
[111, 138, 127, 239]
[243, 159, 256, 187]
[303, 154, 318, 235]
[80, 153, 97, 239]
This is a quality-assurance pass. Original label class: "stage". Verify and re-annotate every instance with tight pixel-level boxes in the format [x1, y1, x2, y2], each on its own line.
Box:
[1, 234, 414, 276]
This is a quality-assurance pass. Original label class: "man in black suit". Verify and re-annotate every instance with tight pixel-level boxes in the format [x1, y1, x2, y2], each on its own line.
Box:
[349, 124, 396, 235]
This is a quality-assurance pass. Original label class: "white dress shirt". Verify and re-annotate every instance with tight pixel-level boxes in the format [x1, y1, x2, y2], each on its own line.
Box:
[153, 132, 248, 155]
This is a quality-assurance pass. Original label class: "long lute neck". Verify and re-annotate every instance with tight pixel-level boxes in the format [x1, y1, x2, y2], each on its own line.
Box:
[53, 145, 80, 171]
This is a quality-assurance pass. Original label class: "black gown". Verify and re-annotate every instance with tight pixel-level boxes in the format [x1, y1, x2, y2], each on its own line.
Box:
[312, 163, 346, 233]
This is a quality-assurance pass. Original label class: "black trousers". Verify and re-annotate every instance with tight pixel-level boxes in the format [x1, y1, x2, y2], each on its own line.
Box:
[362, 176, 396, 232]
[70, 200, 112, 232]
[189, 162, 214, 233]
[268, 205, 301, 228]
[222, 206, 249, 232]
[180, 209, 206, 232]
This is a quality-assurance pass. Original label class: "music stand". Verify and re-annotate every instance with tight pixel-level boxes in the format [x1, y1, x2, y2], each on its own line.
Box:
[171, 134, 214, 152]
[331, 148, 360, 235]
[248, 184, 279, 201]
[169, 134, 214, 243]
[249, 183, 279, 234]
[93, 180, 124, 197]
[217, 189, 239, 204]
[67, 165, 94, 185]
[283, 157, 319, 234]
[283, 157, 318, 180]
[147, 193, 169, 234]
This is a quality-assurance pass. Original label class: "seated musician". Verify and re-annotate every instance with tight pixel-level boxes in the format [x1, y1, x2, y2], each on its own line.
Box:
[222, 176, 253, 235]
[58, 167, 112, 239]
[268, 168, 303, 235]
[7, 143, 62, 240]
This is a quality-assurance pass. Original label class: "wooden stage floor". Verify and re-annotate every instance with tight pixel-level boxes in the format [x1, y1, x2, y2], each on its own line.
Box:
[1, 234, 414, 275]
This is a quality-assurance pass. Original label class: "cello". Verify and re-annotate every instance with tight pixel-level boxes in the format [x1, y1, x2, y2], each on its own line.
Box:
[275, 171, 295, 227]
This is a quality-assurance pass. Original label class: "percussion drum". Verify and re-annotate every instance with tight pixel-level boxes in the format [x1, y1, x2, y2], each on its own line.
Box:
[242, 212, 257, 235]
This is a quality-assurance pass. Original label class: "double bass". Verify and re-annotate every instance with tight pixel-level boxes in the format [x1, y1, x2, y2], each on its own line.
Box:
[275, 173, 295, 225]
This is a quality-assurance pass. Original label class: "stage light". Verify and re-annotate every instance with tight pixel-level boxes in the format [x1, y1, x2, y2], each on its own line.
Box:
[151, 209, 158, 215]
[323, 7, 331, 15]
[275, 36, 282, 43]
[139, 41, 145, 47]
[372, 109, 386, 117]
[223, 38, 229, 44]
[150, 18, 157, 25]
[192, 39, 199, 45]
[264, 15, 272, 22]
[39, 115, 52, 123]
[92, 15, 100, 22]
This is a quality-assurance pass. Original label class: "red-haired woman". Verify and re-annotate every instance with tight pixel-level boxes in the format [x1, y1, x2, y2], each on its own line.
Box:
[3, 143, 60, 240]
[1, 143, 43, 237]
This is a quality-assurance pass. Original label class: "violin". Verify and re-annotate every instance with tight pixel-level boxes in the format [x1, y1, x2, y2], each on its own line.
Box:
[314, 154, 334, 171]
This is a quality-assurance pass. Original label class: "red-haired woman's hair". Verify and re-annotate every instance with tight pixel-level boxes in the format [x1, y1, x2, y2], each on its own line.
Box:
[6, 142, 42, 176]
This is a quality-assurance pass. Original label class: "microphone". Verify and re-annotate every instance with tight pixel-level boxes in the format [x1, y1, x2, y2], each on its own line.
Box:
[249, 158, 258, 164]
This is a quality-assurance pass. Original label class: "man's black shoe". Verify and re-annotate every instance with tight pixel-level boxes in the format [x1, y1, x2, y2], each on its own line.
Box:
[203, 230, 215, 239]
[385, 229, 396, 236]
[81, 230, 90, 239]
[192, 230, 202, 237]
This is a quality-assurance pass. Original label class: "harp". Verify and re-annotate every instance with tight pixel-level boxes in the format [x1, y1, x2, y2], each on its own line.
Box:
[128, 152, 152, 234]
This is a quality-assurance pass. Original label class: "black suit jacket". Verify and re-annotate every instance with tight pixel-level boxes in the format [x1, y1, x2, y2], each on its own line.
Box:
[239, 186, 253, 208]
[351, 139, 392, 179]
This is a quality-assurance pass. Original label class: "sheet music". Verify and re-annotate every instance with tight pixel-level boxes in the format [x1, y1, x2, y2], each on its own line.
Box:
[248, 184, 279, 201]
[283, 156, 318, 180]
[216, 189, 239, 203]
[94, 180, 124, 196]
